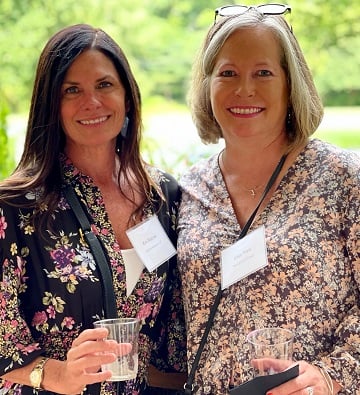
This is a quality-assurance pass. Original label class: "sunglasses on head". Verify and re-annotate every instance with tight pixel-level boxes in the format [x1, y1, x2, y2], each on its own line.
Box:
[214, 3, 291, 24]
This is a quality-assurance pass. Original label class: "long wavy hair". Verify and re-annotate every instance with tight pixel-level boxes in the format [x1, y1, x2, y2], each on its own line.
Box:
[188, 11, 324, 150]
[0, 24, 157, 222]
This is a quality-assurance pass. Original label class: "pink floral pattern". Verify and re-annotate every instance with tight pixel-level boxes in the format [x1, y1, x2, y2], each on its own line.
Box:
[0, 215, 7, 239]
[178, 139, 360, 394]
[0, 156, 186, 394]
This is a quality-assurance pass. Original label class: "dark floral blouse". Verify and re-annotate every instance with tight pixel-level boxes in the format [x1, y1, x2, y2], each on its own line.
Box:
[177, 139, 360, 394]
[0, 156, 186, 394]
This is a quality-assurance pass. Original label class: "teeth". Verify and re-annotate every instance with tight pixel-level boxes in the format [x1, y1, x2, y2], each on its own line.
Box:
[80, 116, 108, 125]
[230, 108, 261, 115]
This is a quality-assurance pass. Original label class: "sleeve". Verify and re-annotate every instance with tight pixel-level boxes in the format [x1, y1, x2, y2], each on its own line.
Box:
[149, 172, 187, 374]
[0, 204, 43, 376]
[314, 164, 360, 394]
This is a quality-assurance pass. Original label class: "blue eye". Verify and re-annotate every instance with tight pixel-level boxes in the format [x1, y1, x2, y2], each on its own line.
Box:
[98, 81, 112, 89]
[220, 70, 236, 77]
[258, 70, 272, 77]
[64, 86, 79, 94]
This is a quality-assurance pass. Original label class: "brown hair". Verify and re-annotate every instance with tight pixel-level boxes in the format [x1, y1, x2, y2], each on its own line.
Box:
[0, 24, 156, 223]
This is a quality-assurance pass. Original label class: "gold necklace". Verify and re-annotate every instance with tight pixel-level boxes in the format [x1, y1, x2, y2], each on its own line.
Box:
[240, 184, 266, 198]
[219, 150, 266, 198]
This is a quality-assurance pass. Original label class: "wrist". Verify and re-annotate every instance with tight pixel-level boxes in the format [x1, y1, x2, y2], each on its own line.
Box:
[29, 357, 49, 390]
[317, 366, 338, 395]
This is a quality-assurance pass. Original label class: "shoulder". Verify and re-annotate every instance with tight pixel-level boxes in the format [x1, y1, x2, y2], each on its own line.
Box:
[146, 166, 180, 202]
[179, 153, 219, 188]
[307, 139, 360, 177]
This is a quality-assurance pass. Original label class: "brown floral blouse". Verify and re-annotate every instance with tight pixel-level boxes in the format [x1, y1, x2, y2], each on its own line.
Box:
[0, 155, 186, 394]
[177, 139, 360, 394]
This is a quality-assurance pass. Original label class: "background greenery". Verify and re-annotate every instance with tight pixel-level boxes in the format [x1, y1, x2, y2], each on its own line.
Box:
[1, 0, 359, 179]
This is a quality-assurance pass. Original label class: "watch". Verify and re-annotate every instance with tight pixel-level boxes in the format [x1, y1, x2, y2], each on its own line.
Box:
[29, 357, 49, 390]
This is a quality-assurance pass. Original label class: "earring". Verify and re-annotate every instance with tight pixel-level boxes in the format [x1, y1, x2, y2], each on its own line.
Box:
[286, 107, 292, 128]
[120, 116, 129, 138]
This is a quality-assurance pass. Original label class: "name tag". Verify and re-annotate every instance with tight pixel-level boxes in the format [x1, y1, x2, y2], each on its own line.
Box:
[221, 226, 268, 290]
[126, 215, 176, 272]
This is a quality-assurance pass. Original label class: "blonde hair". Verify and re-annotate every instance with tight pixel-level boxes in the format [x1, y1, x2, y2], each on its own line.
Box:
[188, 11, 323, 150]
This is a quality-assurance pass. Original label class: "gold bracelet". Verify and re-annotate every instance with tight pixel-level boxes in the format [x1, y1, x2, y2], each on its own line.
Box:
[318, 367, 334, 395]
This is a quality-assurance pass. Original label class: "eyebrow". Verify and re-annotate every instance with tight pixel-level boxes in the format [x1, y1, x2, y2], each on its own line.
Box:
[62, 74, 117, 85]
[215, 60, 276, 68]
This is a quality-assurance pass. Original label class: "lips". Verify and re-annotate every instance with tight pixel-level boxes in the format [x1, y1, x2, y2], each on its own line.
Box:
[229, 107, 262, 115]
[78, 115, 109, 125]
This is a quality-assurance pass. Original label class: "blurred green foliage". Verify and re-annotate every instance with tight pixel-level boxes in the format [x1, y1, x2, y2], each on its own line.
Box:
[0, 0, 359, 179]
[1, 0, 359, 114]
[0, 101, 15, 179]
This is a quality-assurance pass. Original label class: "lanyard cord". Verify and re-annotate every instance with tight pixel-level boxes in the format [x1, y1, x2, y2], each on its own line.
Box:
[64, 185, 118, 319]
[184, 154, 287, 394]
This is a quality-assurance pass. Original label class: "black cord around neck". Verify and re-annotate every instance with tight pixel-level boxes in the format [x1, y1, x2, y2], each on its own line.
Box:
[184, 154, 287, 394]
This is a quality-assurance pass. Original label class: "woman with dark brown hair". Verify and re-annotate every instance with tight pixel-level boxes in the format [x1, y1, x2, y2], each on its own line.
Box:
[0, 24, 186, 394]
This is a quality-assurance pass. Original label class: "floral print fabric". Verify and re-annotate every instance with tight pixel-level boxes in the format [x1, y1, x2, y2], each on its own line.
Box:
[177, 139, 360, 394]
[0, 156, 186, 394]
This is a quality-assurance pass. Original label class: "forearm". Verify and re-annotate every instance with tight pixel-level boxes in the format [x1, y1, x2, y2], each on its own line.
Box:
[1, 357, 40, 388]
[1, 358, 69, 393]
[317, 366, 343, 395]
[327, 305, 360, 392]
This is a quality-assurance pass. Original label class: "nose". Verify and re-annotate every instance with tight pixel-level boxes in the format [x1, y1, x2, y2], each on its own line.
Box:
[81, 90, 101, 109]
[234, 76, 255, 97]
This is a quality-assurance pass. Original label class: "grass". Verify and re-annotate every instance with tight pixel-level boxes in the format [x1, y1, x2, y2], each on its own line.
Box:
[313, 130, 360, 148]
[314, 106, 360, 149]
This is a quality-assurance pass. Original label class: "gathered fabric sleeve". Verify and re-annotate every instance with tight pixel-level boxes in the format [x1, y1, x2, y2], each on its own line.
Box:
[0, 204, 44, 376]
[314, 165, 360, 393]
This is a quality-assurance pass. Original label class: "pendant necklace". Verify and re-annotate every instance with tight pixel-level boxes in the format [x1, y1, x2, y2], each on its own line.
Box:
[219, 150, 269, 198]
[239, 183, 266, 198]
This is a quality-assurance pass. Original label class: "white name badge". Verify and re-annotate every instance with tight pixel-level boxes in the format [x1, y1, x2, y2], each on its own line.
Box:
[221, 225, 268, 290]
[126, 215, 176, 272]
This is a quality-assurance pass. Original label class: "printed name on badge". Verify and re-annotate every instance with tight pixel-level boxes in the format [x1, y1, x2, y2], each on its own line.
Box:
[221, 226, 268, 290]
[126, 215, 176, 272]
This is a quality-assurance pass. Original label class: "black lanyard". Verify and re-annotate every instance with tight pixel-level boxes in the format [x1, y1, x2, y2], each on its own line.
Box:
[184, 154, 287, 394]
[64, 185, 118, 319]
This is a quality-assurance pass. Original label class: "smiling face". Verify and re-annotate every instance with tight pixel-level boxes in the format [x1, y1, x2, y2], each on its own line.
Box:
[210, 26, 289, 145]
[60, 49, 127, 154]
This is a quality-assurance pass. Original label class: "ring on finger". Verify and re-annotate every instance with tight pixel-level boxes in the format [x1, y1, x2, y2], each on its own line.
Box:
[306, 387, 314, 395]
